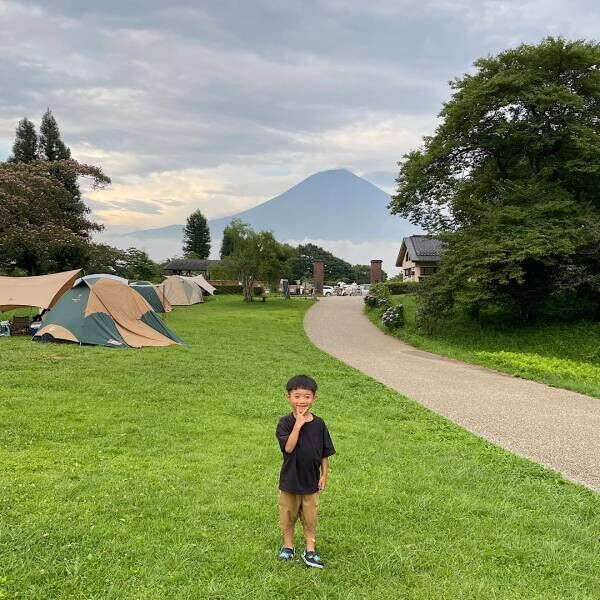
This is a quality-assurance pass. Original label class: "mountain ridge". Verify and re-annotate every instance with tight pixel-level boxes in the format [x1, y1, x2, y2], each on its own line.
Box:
[116, 168, 416, 245]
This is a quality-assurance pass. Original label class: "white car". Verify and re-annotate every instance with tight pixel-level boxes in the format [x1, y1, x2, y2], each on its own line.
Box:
[322, 285, 334, 296]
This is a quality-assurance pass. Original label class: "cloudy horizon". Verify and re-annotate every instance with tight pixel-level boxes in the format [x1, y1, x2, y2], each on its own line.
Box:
[2, 0, 600, 270]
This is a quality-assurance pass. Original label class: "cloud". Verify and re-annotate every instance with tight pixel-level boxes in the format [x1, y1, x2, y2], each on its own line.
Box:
[1, 0, 599, 235]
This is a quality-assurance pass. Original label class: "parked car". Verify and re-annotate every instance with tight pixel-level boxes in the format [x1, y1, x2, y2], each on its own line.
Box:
[322, 285, 334, 296]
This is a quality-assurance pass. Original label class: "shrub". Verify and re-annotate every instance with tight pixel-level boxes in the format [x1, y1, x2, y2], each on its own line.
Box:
[364, 282, 391, 308]
[381, 305, 405, 329]
[213, 285, 242, 294]
[385, 281, 420, 295]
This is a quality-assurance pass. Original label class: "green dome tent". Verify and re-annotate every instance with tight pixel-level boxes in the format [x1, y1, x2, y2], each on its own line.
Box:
[129, 282, 171, 313]
[34, 278, 182, 348]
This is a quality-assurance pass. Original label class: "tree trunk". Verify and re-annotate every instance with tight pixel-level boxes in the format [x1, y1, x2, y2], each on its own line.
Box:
[243, 274, 254, 302]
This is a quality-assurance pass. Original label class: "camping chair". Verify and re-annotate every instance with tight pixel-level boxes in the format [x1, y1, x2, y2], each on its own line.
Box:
[10, 316, 31, 335]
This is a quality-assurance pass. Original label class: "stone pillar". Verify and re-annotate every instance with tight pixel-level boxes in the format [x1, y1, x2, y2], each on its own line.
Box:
[313, 260, 325, 295]
[370, 260, 383, 284]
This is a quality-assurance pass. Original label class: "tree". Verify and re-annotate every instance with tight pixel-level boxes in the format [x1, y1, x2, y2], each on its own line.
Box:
[86, 244, 127, 277]
[0, 159, 110, 274]
[9, 118, 38, 163]
[220, 220, 291, 301]
[220, 225, 235, 258]
[39, 109, 71, 161]
[122, 248, 162, 282]
[390, 37, 600, 321]
[289, 244, 354, 282]
[183, 209, 211, 258]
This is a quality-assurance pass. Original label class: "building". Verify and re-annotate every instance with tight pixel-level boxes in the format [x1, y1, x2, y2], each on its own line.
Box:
[396, 236, 445, 281]
[163, 258, 221, 277]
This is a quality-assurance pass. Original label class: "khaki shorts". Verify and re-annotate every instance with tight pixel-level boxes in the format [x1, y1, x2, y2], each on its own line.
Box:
[278, 490, 320, 545]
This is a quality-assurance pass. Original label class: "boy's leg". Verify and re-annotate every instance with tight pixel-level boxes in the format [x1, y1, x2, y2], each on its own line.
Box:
[298, 493, 319, 552]
[279, 491, 301, 549]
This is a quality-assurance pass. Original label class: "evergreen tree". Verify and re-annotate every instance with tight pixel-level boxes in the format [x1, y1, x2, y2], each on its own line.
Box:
[183, 209, 211, 258]
[39, 109, 71, 161]
[38, 108, 81, 210]
[10, 118, 38, 163]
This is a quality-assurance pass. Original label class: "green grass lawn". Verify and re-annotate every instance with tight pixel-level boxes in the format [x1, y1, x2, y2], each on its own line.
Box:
[368, 294, 600, 400]
[1, 296, 599, 599]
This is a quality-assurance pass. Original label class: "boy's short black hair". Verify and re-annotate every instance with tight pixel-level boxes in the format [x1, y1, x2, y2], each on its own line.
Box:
[286, 374, 318, 394]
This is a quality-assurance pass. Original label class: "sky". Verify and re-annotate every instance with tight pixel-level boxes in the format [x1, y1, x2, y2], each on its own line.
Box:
[2, 0, 599, 269]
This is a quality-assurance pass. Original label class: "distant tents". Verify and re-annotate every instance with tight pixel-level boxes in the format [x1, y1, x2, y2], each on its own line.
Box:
[130, 282, 172, 313]
[180, 274, 216, 296]
[34, 279, 183, 348]
[162, 275, 203, 306]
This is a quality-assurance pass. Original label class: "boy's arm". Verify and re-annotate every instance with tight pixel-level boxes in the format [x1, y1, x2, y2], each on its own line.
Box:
[283, 413, 309, 453]
[318, 457, 329, 492]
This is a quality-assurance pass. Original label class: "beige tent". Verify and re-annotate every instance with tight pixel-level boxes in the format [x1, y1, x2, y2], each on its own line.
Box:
[162, 275, 203, 306]
[0, 269, 81, 311]
[152, 284, 172, 312]
[34, 278, 183, 348]
[181, 274, 216, 296]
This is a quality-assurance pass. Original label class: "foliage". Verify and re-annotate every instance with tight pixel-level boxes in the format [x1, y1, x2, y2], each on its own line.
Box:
[0, 159, 110, 274]
[384, 280, 421, 295]
[182, 209, 210, 259]
[9, 118, 38, 163]
[381, 304, 405, 329]
[121, 248, 162, 282]
[220, 226, 235, 258]
[363, 282, 391, 308]
[39, 109, 71, 162]
[390, 37, 600, 322]
[219, 219, 293, 301]
[287, 243, 386, 283]
[85, 243, 127, 276]
[1, 297, 600, 599]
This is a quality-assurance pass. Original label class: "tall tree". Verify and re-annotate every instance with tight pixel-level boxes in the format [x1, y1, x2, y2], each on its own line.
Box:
[183, 209, 211, 258]
[39, 109, 71, 161]
[38, 108, 81, 205]
[9, 118, 38, 163]
[390, 37, 600, 321]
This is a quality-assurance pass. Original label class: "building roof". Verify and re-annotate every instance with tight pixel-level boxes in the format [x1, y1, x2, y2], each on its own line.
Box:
[164, 258, 219, 272]
[396, 235, 445, 266]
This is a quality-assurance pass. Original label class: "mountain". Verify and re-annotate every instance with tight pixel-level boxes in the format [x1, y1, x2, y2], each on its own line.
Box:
[119, 169, 415, 247]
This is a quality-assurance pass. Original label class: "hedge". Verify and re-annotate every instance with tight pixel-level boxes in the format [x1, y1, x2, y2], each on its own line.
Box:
[213, 285, 264, 295]
[384, 281, 420, 295]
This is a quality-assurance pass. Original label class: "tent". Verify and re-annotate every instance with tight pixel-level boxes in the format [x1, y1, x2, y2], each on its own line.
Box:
[129, 282, 172, 313]
[0, 269, 81, 311]
[77, 273, 129, 285]
[162, 275, 203, 306]
[181, 274, 216, 296]
[34, 278, 183, 348]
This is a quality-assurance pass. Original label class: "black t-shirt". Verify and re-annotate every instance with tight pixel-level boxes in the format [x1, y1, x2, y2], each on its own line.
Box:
[276, 413, 336, 494]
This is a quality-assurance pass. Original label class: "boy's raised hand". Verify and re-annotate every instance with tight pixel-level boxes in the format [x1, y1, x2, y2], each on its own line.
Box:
[293, 410, 311, 429]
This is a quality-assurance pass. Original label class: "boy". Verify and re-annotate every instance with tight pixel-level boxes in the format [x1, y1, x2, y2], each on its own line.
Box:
[276, 374, 335, 568]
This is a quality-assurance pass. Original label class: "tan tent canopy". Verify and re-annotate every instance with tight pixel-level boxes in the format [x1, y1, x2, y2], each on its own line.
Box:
[180, 274, 216, 296]
[34, 278, 183, 348]
[162, 275, 203, 305]
[0, 269, 81, 311]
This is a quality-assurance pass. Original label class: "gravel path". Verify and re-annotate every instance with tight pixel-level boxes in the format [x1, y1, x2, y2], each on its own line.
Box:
[304, 296, 600, 491]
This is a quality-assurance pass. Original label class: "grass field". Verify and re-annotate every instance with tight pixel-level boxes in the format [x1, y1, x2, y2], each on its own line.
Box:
[367, 294, 600, 399]
[1, 296, 600, 599]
